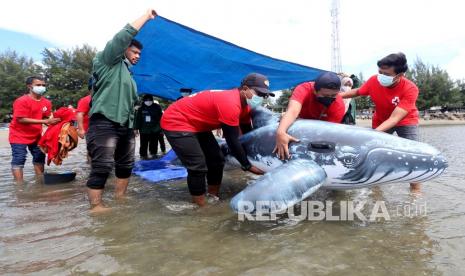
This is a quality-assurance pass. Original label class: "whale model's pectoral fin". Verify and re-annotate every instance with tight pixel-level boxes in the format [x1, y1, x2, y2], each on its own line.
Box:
[230, 159, 327, 214]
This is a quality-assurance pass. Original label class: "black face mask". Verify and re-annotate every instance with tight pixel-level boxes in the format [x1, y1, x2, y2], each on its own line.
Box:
[316, 96, 336, 107]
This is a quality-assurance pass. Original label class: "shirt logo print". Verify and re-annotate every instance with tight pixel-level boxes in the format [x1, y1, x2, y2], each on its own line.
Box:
[42, 106, 48, 112]
[392, 96, 400, 106]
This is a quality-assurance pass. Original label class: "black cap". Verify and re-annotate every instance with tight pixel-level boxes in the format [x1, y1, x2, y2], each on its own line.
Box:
[142, 94, 154, 101]
[314, 72, 341, 91]
[241, 73, 274, 97]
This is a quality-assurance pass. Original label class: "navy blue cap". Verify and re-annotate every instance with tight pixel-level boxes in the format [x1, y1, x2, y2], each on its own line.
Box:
[314, 72, 341, 91]
[241, 73, 275, 97]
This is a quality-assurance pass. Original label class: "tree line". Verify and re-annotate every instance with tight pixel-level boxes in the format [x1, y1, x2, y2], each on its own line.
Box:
[1, 46, 464, 122]
[274, 61, 465, 112]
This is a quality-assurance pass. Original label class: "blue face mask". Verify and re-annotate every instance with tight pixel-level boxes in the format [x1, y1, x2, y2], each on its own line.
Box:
[377, 73, 395, 87]
[246, 94, 264, 108]
[32, 86, 46, 95]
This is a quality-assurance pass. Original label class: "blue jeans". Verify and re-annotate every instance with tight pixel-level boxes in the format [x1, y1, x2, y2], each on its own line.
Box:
[11, 143, 46, 169]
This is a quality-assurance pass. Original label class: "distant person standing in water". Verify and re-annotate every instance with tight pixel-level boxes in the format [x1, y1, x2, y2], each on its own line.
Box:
[340, 52, 421, 192]
[9, 76, 61, 183]
[85, 9, 157, 213]
[134, 94, 164, 159]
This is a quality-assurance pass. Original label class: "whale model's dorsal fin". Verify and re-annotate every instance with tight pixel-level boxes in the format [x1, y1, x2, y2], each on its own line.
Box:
[250, 106, 280, 129]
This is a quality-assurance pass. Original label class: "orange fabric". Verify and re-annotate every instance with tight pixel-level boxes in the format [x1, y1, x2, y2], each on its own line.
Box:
[38, 107, 78, 165]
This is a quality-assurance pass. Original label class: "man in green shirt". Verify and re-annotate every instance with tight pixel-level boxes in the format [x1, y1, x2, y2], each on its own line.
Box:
[86, 9, 156, 213]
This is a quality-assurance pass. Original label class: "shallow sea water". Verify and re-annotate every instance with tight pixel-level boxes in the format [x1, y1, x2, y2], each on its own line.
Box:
[0, 125, 464, 275]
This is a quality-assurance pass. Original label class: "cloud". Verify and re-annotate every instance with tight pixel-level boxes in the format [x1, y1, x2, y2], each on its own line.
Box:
[446, 49, 465, 80]
[1, 0, 464, 78]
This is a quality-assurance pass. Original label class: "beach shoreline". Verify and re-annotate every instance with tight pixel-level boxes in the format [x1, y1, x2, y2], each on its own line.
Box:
[1, 119, 465, 149]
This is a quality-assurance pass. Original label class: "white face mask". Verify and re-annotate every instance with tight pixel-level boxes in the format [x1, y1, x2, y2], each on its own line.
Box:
[246, 94, 264, 108]
[144, 101, 153, 106]
[32, 86, 46, 95]
[377, 74, 395, 87]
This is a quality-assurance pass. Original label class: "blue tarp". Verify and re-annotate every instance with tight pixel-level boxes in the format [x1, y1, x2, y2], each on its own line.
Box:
[133, 16, 327, 100]
[133, 150, 187, 183]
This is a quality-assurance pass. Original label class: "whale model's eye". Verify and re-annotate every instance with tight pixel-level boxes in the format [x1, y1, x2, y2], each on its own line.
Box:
[340, 153, 358, 167]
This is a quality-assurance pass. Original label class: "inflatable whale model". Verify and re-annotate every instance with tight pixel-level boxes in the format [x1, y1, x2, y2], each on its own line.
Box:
[227, 107, 448, 214]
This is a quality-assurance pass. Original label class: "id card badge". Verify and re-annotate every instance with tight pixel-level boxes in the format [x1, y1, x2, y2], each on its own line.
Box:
[145, 116, 151, 122]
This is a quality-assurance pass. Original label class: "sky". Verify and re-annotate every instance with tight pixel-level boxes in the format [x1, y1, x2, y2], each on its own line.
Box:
[1, 0, 464, 81]
[0, 29, 53, 60]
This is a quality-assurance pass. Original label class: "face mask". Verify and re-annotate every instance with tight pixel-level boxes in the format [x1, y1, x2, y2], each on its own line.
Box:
[316, 96, 336, 107]
[377, 73, 395, 87]
[32, 86, 46, 95]
[246, 94, 263, 108]
[144, 101, 153, 106]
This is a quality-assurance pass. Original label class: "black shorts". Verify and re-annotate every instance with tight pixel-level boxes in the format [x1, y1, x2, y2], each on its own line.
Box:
[164, 130, 225, 195]
[86, 114, 135, 189]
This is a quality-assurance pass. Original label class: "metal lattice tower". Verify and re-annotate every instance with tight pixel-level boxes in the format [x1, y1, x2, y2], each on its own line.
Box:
[330, 0, 342, 73]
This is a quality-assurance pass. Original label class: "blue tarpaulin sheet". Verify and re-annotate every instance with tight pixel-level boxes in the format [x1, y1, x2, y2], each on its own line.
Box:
[133, 150, 187, 183]
[133, 16, 327, 100]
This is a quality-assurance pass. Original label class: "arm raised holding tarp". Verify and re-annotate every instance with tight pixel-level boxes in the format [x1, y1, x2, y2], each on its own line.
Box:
[101, 9, 157, 65]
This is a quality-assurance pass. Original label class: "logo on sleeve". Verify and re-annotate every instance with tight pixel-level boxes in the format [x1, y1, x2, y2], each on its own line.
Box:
[391, 96, 400, 106]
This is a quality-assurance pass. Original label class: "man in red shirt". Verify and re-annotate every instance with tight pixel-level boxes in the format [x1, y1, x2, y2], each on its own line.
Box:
[340, 52, 421, 191]
[76, 78, 92, 139]
[9, 76, 61, 183]
[275, 71, 344, 159]
[161, 73, 273, 206]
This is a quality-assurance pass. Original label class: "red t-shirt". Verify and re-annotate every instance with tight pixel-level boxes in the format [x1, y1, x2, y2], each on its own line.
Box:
[76, 95, 91, 131]
[290, 82, 345, 123]
[358, 75, 419, 128]
[9, 94, 52, 144]
[161, 89, 251, 132]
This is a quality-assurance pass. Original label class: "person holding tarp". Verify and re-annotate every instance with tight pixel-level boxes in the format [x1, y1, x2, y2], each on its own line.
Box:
[85, 9, 157, 213]
[161, 73, 273, 206]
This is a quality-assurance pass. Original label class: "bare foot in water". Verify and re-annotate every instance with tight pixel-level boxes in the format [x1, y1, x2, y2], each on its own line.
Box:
[90, 204, 112, 214]
[115, 194, 129, 204]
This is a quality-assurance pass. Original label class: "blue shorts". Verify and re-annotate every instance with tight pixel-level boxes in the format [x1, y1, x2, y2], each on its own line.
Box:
[386, 125, 419, 141]
[10, 143, 46, 169]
